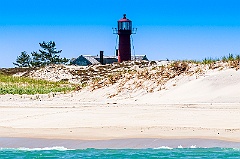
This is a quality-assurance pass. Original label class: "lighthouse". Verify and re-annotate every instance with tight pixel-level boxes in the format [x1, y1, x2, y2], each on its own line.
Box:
[116, 14, 135, 63]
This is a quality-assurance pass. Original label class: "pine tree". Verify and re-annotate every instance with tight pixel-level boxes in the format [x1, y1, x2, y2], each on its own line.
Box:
[31, 41, 69, 67]
[14, 41, 69, 68]
[13, 51, 31, 67]
[30, 51, 43, 67]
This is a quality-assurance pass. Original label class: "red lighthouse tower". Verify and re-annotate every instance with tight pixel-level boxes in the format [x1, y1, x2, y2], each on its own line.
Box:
[117, 14, 134, 62]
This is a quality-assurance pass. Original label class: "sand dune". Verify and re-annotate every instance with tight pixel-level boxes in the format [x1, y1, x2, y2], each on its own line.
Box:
[138, 69, 240, 104]
[0, 63, 240, 147]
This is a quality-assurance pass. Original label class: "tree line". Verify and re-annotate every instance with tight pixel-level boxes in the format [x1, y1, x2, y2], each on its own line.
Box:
[13, 41, 69, 67]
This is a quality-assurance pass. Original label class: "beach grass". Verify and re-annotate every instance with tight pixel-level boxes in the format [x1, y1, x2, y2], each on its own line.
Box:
[203, 54, 240, 63]
[0, 74, 75, 95]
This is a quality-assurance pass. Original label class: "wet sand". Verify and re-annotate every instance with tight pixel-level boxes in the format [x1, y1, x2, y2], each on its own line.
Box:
[1, 137, 240, 149]
[0, 102, 240, 148]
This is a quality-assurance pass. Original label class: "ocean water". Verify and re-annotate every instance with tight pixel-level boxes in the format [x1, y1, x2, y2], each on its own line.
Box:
[0, 147, 240, 159]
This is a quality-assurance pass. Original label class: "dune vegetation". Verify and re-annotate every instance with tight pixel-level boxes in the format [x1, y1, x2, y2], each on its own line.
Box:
[1, 54, 240, 95]
[0, 73, 75, 95]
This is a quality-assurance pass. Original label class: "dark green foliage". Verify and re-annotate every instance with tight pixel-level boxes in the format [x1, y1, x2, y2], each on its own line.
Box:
[31, 51, 43, 67]
[13, 51, 31, 67]
[31, 41, 69, 67]
[14, 41, 69, 68]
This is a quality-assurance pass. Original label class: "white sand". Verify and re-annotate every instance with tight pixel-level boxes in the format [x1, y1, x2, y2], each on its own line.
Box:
[137, 69, 240, 104]
[0, 68, 240, 143]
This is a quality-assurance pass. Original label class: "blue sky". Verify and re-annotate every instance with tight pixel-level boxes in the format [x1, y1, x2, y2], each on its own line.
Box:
[1, 0, 240, 67]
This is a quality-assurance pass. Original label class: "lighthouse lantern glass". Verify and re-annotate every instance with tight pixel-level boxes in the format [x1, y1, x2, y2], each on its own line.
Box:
[118, 21, 132, 31]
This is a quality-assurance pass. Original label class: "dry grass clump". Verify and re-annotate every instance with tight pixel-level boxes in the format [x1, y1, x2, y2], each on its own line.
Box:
[85, 61, 192, 97]
[15, 54, 240, 97]
[23, 61, 195, 97]
[0, 67, 37, 76]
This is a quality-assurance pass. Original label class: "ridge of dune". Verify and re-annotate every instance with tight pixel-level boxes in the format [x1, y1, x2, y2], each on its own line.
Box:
[2, 60, 239, 104]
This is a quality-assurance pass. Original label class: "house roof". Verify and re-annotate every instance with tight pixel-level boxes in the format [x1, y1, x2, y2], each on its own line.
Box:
[83, 56, 100, 65]
[71, 54, 148, 66]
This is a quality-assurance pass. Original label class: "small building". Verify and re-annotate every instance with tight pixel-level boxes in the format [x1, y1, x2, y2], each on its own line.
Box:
[70, 55, 100, 66]
[71, 55, 148, 66]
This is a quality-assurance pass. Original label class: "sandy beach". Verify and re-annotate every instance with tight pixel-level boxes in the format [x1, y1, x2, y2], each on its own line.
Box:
[0, 64, 240, 148]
